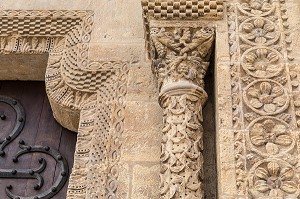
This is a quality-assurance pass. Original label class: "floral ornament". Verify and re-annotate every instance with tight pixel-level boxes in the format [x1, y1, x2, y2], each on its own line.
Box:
[250, 119, 292, 155]
[246, 81, 288, 114]
[241, 0, 273, 15]
[242, 18, 278, 44]
[242, 48, 282, 78]
[254, 162, 298, 197]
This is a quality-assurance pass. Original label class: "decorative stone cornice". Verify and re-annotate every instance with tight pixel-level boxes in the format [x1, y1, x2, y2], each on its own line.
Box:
[142, 1, 220, 198]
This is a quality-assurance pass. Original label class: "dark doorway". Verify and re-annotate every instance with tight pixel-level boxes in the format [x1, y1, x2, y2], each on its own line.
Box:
[0, 81, 77, 199]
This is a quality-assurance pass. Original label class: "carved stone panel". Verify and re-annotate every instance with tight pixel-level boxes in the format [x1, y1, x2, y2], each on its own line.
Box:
[226, 0, 300, 198]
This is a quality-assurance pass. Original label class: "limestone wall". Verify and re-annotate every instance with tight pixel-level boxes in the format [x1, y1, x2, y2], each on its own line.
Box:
[2, 0, 300, 198]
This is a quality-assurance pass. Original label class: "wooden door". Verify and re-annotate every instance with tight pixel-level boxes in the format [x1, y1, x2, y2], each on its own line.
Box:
[0, 81, 77, 199]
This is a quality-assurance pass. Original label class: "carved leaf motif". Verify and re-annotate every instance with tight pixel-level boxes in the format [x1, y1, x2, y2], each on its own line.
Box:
[186, 180, 200, 192]
[250, 98, 264, 109]
[265, 142, 279, 155]
[264, 23, 275, 32]
[272, 124, 286, 134]
[187, 123, 199, 130]
[267, 52, 279, 63]
[248, 88, 260, 98]
[160, 181, 169, 195]
[265, 32, 276, 39]
[245, 33, 256, 40]
[260, 82, 272, 95]
[273, 96, 286, 107]
[254, 179, 269, 192]
[261, 3, 272, 11]
[280, 167, 294, 181]
[252, 123, 264, 134]
[255, 167, 269, 180]
[269, 189, 280, 197]
[256, 48, 268, 58]
[291, 81, 299, 87]
[169, 185, 176, 198]
[243, 23, 255, 33]
[281, 181, 297, 193]
[263, 119, 275, 129]
[263, 103, 276, 113]
[275, 135, 292, 146]
[251, 136, 265, 146]
[31, 37, 39, 49]
[294, 100, 300, 107]
[267, 162, 280, 176]
[272, 86, 283, 96]
[245, 52, 257, 63]
[240, 44, 252, 52]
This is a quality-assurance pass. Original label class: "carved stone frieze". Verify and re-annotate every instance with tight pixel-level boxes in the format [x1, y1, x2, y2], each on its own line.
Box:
[227, 0, 300, 198]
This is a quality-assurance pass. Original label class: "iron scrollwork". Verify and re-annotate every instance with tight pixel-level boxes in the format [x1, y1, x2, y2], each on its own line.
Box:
[0, 95, 69, 199]
[0, 95, 25, 156]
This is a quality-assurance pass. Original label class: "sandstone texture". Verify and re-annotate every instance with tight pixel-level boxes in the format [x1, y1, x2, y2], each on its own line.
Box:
[0, 0, 299, 199]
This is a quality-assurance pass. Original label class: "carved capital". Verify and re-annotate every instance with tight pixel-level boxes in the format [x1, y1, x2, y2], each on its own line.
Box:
[150, 26, 214, 91]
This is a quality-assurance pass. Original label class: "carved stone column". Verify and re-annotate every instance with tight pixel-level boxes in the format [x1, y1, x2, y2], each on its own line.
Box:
[149, 25, 214, 198]
[141, 1, 223, 197]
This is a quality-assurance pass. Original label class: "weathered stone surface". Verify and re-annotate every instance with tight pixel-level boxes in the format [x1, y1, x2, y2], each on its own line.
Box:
[132, 164, 160, 199]
[116, 163, 130, 199]
[121, 129, 161, 162]
[124, 101, 162, 132]
[3, 0, 300, 199]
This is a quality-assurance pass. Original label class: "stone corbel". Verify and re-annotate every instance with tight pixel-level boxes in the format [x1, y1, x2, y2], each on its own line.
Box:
[142, 0, 223, 198]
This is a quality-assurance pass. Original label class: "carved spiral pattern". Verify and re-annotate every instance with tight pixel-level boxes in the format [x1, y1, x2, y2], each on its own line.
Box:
[243, 80, 289, 116]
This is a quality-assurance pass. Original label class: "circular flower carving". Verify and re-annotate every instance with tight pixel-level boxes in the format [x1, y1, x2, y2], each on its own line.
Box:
[242, 47, 283, 78]
[243, 80, 289, 115]
[240, 18, 279, 45]
[249, 117, 294, 156]
[253, 162, 298, 197]
[240, 0, 274, 16]
[244, 80, 289, 115]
